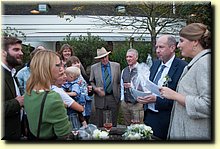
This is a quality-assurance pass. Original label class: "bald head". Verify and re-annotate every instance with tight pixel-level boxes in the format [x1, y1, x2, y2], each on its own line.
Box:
[155, 35, 176, 63]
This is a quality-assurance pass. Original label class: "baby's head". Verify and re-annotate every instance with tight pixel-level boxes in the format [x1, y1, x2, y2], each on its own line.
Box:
[65, 66, 81, 82]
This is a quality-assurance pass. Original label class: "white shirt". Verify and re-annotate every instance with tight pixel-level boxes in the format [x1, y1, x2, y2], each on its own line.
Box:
[148, 55, 175, 112]
[51, 85, 75, 107]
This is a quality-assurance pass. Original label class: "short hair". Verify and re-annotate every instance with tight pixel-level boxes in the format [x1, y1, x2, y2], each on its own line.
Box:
[65, 66, 81, 79]
[58, 44, 74, 60]
[66, 56, 80, 67]
[167, 35, 177, 47]
[2, 36, 22, 51]
[179, 23, 211, 49]
[26, 50, 60, 94]
[127, 48, 138, 58]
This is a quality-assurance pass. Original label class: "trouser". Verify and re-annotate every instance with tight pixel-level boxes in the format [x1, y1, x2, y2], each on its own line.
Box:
[69, 113, 81, 129]
[95, 95, 119, 127]
[121, 100, 144, 126]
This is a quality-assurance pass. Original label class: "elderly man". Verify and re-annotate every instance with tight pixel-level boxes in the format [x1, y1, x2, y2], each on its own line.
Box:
[137, 35, 187, 139]
[90, 47, 121, 127]
[120, 49, 144, 126]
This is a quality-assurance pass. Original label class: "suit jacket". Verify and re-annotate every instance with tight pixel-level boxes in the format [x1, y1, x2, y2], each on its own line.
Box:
[2, 66, 22, 140]
[144, 57, 187, 139]
[90, 61, 121, 108]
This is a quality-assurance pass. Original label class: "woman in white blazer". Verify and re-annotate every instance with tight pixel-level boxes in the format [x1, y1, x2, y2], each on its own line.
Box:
[160, 23, 211, 140]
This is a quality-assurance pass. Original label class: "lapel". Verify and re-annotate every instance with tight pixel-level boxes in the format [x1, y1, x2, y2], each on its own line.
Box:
[109, 61, 114, 82]
[149, 60, 161, 81]
[167, 58, 178, 79]
[3, 66, 16, 97]
[97, 62, 103, 83]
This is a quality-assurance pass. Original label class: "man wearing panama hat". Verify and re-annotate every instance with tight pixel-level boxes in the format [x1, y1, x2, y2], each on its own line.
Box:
[90, 47, 121, 127]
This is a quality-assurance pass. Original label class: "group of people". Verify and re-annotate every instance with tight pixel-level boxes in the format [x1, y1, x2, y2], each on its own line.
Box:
[2, 23, 211, 140]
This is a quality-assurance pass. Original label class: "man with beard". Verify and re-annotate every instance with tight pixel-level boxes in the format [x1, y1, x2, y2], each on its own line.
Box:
[2, 36, 24, 140]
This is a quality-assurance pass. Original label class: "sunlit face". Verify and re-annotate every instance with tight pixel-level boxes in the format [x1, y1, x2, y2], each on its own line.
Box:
[4, 43, 23, 68]
[100, 55, 109, 65]
[55, 72, 67, 87]
[62, 48, 72, 60]
[126, 51, 138, 67]
[72, 62, 80, 68]
[51, 56, 64, 81]
[155, 36, 174, 63]
[177, 37, 194, 58]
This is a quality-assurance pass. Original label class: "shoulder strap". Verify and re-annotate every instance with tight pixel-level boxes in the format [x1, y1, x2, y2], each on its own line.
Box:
[37, 91, 49, 139]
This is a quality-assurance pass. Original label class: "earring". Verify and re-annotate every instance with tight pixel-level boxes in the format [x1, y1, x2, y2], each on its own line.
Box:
[192, 46, 196, 51]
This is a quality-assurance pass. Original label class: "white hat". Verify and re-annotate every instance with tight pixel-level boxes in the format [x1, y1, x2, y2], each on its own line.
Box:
[94, 47, 111, 59]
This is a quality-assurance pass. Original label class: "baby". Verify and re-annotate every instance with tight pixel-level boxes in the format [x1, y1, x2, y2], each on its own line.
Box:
[62, 66, 87, 129]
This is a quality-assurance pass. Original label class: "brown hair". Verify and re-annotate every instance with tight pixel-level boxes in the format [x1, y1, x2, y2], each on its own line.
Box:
[2, 36, 22, 51]
[179, 23, 211, 49]
[58, 44, 75, 60]
[66, 56, 80, 67]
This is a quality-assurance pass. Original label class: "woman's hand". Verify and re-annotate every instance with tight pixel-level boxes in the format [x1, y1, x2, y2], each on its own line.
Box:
[160, 87, 186, 106]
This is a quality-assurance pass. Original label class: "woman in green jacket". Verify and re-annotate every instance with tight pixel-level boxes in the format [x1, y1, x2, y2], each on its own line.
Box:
[24, 50, 72, 140]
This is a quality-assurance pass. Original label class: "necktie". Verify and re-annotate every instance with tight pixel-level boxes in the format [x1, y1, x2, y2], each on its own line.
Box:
[104, 66, 112, 94]
[153, 65, 166, 85]
[144, 65, 166, 111]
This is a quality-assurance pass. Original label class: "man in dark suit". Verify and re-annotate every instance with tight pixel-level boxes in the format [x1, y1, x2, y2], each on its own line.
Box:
[2, 36, 24, 140]
[90, 47, 121, 127]
[137, 35, 187, 139]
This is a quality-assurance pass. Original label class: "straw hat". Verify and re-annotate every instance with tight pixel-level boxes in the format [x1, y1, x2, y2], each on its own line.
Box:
[94, 47, 111, 59]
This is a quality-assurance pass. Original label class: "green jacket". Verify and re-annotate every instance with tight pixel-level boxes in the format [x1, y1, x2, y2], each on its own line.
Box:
[24, 90, 72, 139]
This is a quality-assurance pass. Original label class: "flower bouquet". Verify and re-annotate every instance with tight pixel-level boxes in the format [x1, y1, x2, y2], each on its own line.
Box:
[92, 129, 109, 140]
[122, 124, 153, 140]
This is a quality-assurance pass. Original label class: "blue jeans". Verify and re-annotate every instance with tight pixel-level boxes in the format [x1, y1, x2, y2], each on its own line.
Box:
[68, 113, 81, 130]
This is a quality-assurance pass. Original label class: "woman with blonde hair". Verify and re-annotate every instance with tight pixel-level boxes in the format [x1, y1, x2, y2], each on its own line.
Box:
[24, 50, 72, 140]
[160, 23, 211, 140]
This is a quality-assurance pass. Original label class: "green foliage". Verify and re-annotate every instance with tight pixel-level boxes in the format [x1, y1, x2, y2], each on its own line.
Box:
[110, 42, 152, 69]
[62, 33, 107, 68]
[2, 26, 26, 39]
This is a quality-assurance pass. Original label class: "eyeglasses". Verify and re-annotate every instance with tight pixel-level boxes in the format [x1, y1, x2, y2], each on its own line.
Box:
[55, 62, 62, 68]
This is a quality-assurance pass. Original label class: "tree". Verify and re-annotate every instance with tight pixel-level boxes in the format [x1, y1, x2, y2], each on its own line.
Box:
[61, 33, 107, 69]
[96, 1, 211, 55]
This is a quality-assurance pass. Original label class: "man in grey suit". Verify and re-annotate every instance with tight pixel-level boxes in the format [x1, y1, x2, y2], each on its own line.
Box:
[90, 47, 121, 127]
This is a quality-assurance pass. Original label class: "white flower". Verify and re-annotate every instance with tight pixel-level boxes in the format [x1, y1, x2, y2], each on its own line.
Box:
[92, 129, 109, 140]
[122, 124, 153, 140]
[162, 75, 172, 87]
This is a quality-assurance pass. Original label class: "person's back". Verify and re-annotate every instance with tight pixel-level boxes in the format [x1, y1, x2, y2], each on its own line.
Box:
[24, 50, 72, 140]
[24, 90, 71, 139]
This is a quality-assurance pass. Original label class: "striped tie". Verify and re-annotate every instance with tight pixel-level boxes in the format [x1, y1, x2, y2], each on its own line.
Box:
[104, 66, 112, 94]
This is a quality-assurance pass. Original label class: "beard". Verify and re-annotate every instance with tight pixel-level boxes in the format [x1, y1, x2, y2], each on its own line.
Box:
[6, 52, 23, 68]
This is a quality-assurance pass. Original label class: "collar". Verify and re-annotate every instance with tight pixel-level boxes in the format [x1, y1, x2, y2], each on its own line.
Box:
[162, 55, 175, 68]
[188, 49, 211, 68]
[1, 62, 16, 77]
[102, 62, 110, 68]
[129, 62, 139, 71]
